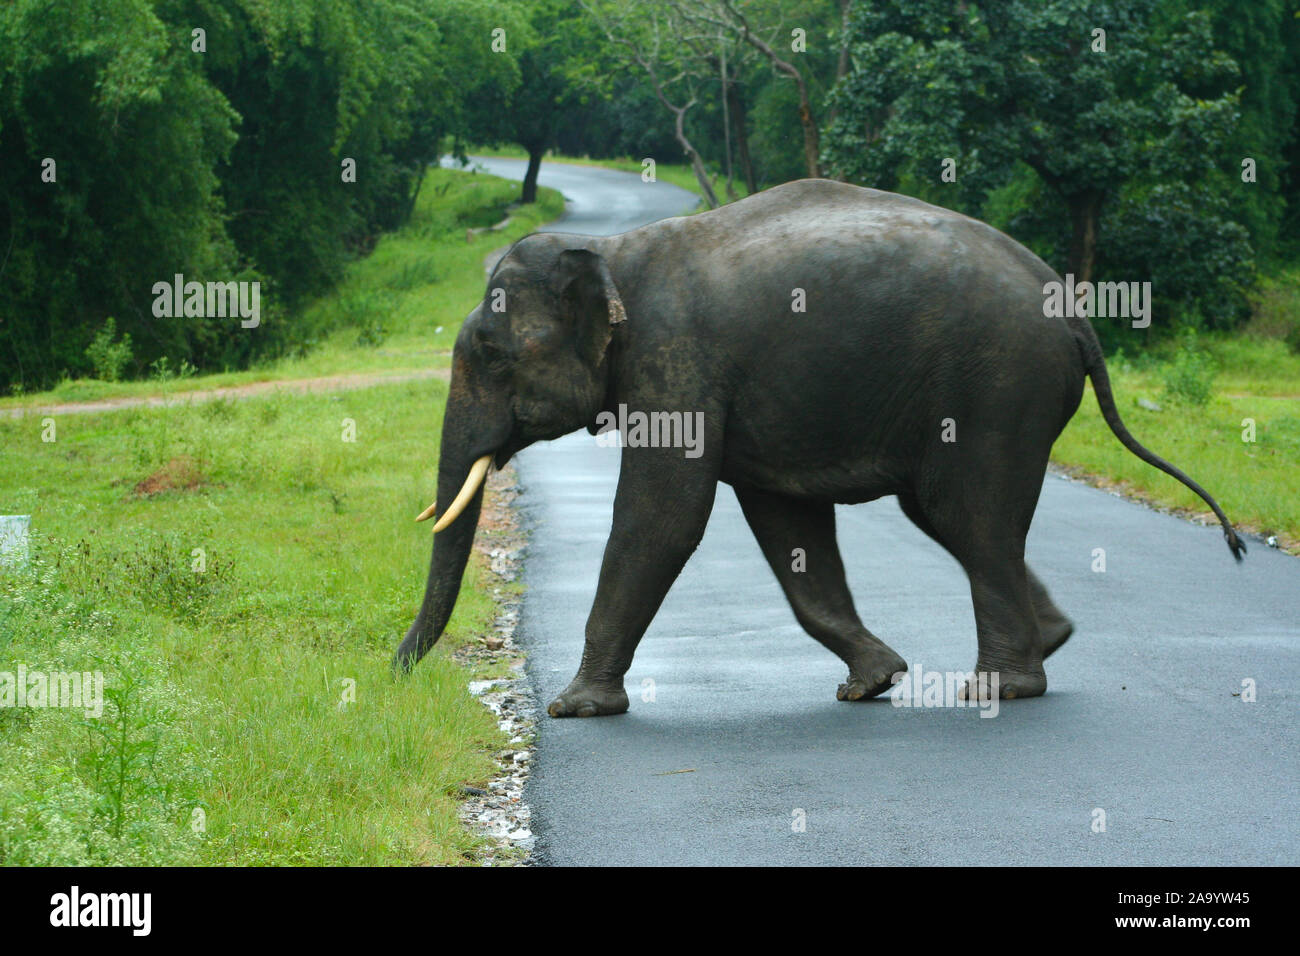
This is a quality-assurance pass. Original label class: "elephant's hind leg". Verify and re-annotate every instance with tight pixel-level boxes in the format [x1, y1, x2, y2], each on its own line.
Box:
[899, 465, 1048, 700]
[1027, 567, 1074, 658]
[899, 494, 1074, 660]
[736, 486, 906, 701]
[960, 556, 1047, 699]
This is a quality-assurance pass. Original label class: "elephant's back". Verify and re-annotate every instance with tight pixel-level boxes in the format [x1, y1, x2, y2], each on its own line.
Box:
[659, 182, 1083, 493]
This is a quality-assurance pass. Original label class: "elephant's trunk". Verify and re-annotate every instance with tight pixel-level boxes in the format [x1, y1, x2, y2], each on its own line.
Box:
[393, 391, 499, 674]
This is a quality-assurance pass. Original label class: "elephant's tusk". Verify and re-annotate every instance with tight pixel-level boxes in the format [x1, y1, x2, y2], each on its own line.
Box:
[415, 454, 492, 532]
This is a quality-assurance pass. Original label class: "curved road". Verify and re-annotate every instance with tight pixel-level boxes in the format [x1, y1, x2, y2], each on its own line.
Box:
[466, 156, 1300, 866]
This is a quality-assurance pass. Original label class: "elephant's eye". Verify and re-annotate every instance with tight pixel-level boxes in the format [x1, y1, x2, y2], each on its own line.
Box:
[472, 326, 509, 365]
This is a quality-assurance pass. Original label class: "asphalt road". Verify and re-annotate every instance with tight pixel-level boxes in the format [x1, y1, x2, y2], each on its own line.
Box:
[444, 155, 697, 236]
[473, 156, 1300, 866]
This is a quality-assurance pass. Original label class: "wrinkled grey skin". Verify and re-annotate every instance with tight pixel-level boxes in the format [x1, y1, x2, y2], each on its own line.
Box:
[393, 179, 1244, 716]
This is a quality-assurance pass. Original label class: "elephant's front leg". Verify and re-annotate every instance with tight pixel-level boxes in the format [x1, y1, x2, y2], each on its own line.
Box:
[547, 442, 721, 718]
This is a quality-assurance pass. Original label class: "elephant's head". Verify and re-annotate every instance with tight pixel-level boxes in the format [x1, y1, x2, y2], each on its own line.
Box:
[393, 234, 626, 672]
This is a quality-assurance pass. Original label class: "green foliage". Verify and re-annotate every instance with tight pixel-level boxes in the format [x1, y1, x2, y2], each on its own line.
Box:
[0, 561, 208, 865]
[749, 81, 809, 185]
[0, 0, 530, 394]
[84, 319, 134, 383]
[1285, 327, 1300, 356]
[1097, 181, 1254, 345]
[0, 0, 241, 392]
[823, 0, 1277, 340]
[148, 356, 197, 383]
[0, 380, 516, 864]
[1247, 267, 1300, 354]
[1199, 0, 1300, 259]
[1161, 330, 1217, 406]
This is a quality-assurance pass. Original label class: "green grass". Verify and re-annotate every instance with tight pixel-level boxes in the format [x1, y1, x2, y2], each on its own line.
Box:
[466, 144, 750, 204]
[0, 382, 516, 864]
[0, 168, 565, 412]
[0, 169, 559, 865]
[1053, 334, 1300, 549]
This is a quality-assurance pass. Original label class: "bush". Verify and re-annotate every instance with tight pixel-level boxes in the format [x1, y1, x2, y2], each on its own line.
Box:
[147, 357, 197, 383]
[0, 558, 209, 865]
[1161, 332, 1217, 407]
[84, 319, 133, 382]
[1099, 183, 1255, 339]
[1286, 323, 1300, 356]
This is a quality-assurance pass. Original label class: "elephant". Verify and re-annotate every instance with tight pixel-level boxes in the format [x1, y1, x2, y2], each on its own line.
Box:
[393, 178, 1244, 717]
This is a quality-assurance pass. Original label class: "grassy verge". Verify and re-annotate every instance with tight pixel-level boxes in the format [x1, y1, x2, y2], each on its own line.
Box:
[0, 170, 559, 865]
[1053, 334, 1300, 551]
[0, 168, 565, 412]
[0, 385, 530, 865]
[466, 144, 750, 204]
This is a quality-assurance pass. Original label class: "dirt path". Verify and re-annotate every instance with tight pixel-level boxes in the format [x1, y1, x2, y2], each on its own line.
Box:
[0, 368, 448, 420]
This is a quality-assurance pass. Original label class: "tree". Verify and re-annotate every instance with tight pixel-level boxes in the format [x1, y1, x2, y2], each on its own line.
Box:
[0, 0, 530, 391]
[580, 0, 722, 207]
[0, 0, 240, 389]
[824, 0, 1251, 330]
[1200, 0, 1300, 260]
[714, 0, 823, 178]
[468, 0, 593, 204]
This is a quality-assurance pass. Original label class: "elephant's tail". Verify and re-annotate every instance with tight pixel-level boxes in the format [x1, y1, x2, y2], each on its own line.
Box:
[1069, 317, 1246, 561]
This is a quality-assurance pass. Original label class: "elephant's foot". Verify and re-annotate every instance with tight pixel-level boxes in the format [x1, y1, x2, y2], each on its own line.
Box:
[1041, 619, 1074, 658]
[958, 663, 1047, 701]
[547, 679, 629, 718]
[836, 648, 908, 701]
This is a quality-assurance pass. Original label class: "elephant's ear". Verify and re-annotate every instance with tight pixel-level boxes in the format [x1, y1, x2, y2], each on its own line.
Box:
[554, 248, 626, 365]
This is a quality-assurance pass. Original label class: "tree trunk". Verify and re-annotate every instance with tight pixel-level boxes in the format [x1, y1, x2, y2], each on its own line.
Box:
[676, 108, 719, 209]
[827, 0, 853, 130]
[729, 84, 757, 194]
[724, 5, 822, 178]
[1067, 191, 1102, 285]
[405, 163, 426, 221]
[719, 44, 737, 201]
[796, 87, 822, 179]
[521, 144, 544, 205]
[835, 0, 853, 85]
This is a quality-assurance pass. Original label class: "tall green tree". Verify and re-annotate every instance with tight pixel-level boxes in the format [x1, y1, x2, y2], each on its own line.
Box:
[0, 0, 528, 391]
[0, 0, 240, 389]
[464, 0, 591, 204]
[824, 0, 1252, 333]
